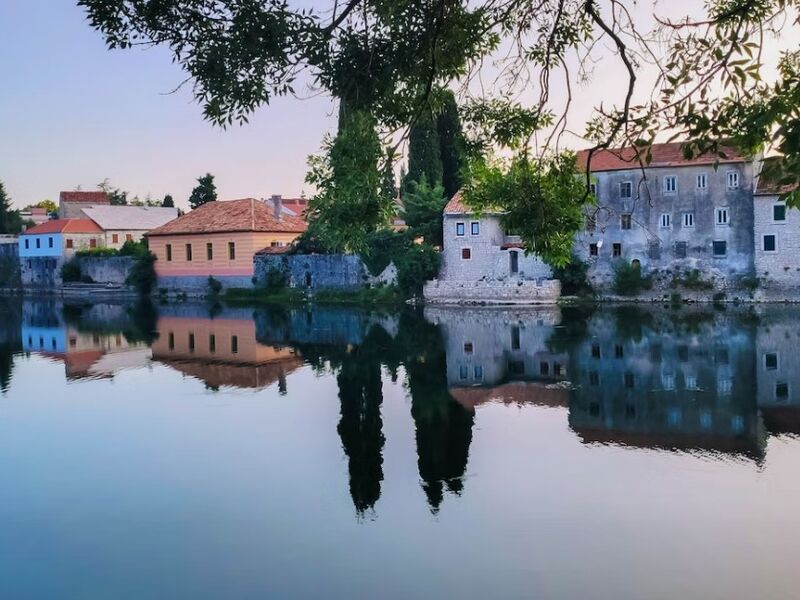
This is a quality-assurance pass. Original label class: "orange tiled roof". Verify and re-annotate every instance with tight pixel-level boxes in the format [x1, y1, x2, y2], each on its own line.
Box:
[755, 157, 798, 196]
[576, 142, 747, 173]
[22, 219, 103, 235]
[147, 198, 307, 236]
[444, 190, 467, 214]
[256, 245, 291, 255]
[59, 191, 110, 204]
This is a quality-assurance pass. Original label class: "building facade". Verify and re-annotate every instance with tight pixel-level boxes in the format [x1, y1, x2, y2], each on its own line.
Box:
[146, 198, 306, 293]
[18, 219, 104, 287]
[58, 191, 110, 218]
[574, 143, 756, 290]
[80, 205, 178, 250]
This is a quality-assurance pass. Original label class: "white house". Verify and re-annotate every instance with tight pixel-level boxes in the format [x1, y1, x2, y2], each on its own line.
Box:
[80, 205, 178, 249]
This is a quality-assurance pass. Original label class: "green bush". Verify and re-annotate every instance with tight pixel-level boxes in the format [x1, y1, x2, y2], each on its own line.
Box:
[61, 258, 82, 282]
[394, 242, 441, 296]
[613, 261, 652, 296]
[125, 252, 156, 295]
[740, 276, 759, 291]
[265, 267, 289, 290]
[208, 276, 223, 296]
[552, 254, 593, 296]
[671, 268, 713, 291]
[119, 239, 149, 256]
[75, 247, 119, 258]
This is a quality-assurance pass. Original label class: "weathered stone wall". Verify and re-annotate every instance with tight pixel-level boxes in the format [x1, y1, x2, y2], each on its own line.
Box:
[21, 256, 63, 288]
[0, 243, 21, 288]
[254, 253, 396, 290]
[424, 278, 561, 305]
[78, 256, 136, 285]
[156, 275, 254, 296]
[575, 162, 756, 290]
[753, 194, 800, 300]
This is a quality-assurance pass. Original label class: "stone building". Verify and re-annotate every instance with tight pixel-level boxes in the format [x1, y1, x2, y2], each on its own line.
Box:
[58, 191, 110, 218]
[81, 205, 178, 250]
[574, 143, 757, 290]
[423, 192, 560, 304]
[752, 160, 800, 299]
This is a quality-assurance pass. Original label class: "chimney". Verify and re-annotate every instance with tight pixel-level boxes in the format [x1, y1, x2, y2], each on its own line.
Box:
[270, 194, 283, 222]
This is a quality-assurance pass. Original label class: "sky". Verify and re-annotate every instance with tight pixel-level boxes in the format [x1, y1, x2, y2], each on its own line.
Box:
[1, 1, 794, 211]
[0, 1, 337, 210]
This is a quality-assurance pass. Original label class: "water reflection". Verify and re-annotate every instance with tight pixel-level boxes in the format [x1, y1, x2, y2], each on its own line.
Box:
[4, 298, 800, 516]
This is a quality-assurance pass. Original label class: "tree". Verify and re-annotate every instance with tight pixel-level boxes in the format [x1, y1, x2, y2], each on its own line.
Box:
[0, 181, 24, 234]
[436, 90, 467, 200]
[404, 113, 442, 192]
[97, 178, 128, 205]
[189, 173, 217, 210]
[24, 199, 57, 215]
[162, 194, 174, 208]
[402, 176, 448, 247]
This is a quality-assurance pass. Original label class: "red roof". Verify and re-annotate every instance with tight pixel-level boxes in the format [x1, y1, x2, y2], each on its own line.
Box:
[576, 142, 747, 173]
[22, 219, 102, 235]
[147, 198, 307, 236]
[280, 198, 309, 215]
[444, 190, 468, 214]
[256, 246, 291, 255]
[29, 208, 47, 215]
[755, 157, 798, 196]
[59, 191, 110, 204]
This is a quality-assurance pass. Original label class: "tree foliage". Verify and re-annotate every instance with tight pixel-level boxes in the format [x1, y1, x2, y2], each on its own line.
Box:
[162, 194, 175, 208]
[405, 112, 443, 192]
[25, 199, 57, 215]
[436, 90, 467, 199]
[189, 173, 217, 209]
[0, 181, 24, 234]
[402, 176, 448, 247]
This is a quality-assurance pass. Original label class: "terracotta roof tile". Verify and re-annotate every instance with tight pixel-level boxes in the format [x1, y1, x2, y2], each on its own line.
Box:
[576, 142, 747, 173]
[60, 191, 110, 204]
[256, 245, 292, 255]
[755, 157, 798, 196]
[22, 219, 103, 235]
[147, 199, 307, 237]
[444, 190, 467, 214]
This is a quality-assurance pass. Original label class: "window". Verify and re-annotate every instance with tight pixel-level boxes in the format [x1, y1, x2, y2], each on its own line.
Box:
[591, 343, 601, 359]
[586, 214, 597, 232]
[589, 183, 597, 196]
[554, 363, 563, 377]
[540, 361, 550, 376]
[696, 173, 708, 189]
[66, 239, 73, 249]
[620, 181, 632, 198]
[185, 243, 193, 261]
[773, 204, 787, 221]
[206, 242, 213, 260]
[683, 212, 695, 228]
[713, 240, 727, 257]
[459, 365, 468, 380]
[763, 234, 776, 252]
[166, 244, 172, 261]
[470, 221, 480, 236]
[48, 237, 54, 248]
[621, 214, 632, 230]
[188, 333, 195, 353]
[228, 242, 236, 260]
[231, 335, 239, 354]
[660, 213, 671, 229]
[674, 241, 687, 258]
[648, 242, 661, 260]
[463, 342, 474, 354]
[612, 243, 622, 257]
[716, 207, 729, 226]
[89, 239, 97, 248]
[35, 238, 40, 249]
[511, 326, 521, 350]
[474, 366, 483, 380]
[461, 248, 472, 260]
[765, 353, 778, 371]
[776, 382, 789, 400]
[589, 243, 598, 257]
[126, 234, 133, 242]
[685, 375, 699, 391]
[663, 176, 677, 193]
[624, 372, 635, 388]
[209, 334, 216, 353]
[24, 239, 29, 249]
[112, 233, 119, 244]
[726, 170, 739, 189]
[615, 344, 624, 358]
[456, 222, 465, 236]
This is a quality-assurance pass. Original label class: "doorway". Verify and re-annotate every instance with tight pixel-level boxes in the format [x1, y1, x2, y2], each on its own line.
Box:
[510, 251, 519, 275]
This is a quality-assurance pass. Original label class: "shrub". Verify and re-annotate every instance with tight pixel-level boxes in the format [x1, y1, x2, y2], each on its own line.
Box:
[61, 258, 82, 282]
[552, 254, 593, 296]
[740, 276, 759, 291]
[612, 261, 652, 296]
[119, 239, 149, 256]
[208, 276, 223, 296]
[75, 247, 119, 258]
[265, 267, 289, 290]
[671, 268, 713, 291]
[395, 242, 441, 296]
[125, 252, 156, 295]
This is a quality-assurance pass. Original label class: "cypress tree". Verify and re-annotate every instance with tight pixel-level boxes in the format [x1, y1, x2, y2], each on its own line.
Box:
[404, 111, 442, 192]
[436, 91, 466, 199]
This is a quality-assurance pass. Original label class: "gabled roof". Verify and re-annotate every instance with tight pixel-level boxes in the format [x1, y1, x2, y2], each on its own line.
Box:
[576, 142, 747, 173]
[81, 205, 179, 231]
[22, 219, 103, 235]
[755, 157, 798, 196]
[60, 191, 110, 204]
[444, 190, 468, 214]
[255, 245, 291, 255]
[147, 199, 307, 237]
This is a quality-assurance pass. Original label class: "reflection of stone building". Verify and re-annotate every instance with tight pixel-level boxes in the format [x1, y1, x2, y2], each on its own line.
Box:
[567, 308, 765, 458]
[755, 308, 800, 434]
[152, 314, 302, 391]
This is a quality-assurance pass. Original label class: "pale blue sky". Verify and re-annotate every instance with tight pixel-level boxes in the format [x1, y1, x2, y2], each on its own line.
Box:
[0, 0, 337, 210]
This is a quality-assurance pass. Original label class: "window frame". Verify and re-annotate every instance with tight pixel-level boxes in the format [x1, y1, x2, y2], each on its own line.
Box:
[660, 213, 671, 229]
[726, 170, 740, 190]
[620, 181, 633, 199]
[663, 175, 677, 194]
[612, 242, 622, 257]
[696, 173, 708, 190]
[589, 242, 598, 257]
[763, 234, 777, 253]
[166, 243, 172, 261]
[455, 222, 466, 237]
[773, 203, 787, 222]
[228, 241, 236, 260]
[461, 247, 472, 261]
[185, 243, 193, 262]
[206, 242, 213, 261]
[712, 240, 727, 257]
[682, 212, 695, 228]
[716, 207, 730, 226]
[470, 221, 480, 236]
[620, 214, 632, 230]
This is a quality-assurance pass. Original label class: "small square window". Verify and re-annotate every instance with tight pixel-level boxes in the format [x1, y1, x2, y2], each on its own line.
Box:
[89, 239, 97, 248]
[716, 207, 730, 226]
[773, 204, 787, 221]
[713, 240, 727, 257]
[763, 234, 776, 252]
[620, 181, 632, 198]
[660, 213, 671, 229]
[765, 353, 778, 370]
[776, 382, 789, 400]
[461, 247, 472, 260]
[696, 173, 708, 189]
[470, 221, 480, 236]
[456, 222, 465, 236]
[727, 170, 739, 189]
[66, 239, 73, 249]
[621, 214, 632, 230]
[612, 243, 622, 257]
[589, 183, 597, 196]
[683, 212, 694, 228]
[648, 242, 661, 260]
[463, 342, 473, 354]
[589, 243, 598, 257]
[663, 176, 677, 193]
[674, 241, 687, 258]
[126, 234, 133, 242]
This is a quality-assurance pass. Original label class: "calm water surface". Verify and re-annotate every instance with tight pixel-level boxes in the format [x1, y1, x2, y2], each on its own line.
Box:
[1, 298, 799, 599]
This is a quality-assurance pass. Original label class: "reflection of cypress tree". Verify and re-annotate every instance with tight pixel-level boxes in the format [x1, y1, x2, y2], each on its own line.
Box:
[0, 343, 15, 393]
[402, 314, 474, 512]
[336, 355, 385, 515]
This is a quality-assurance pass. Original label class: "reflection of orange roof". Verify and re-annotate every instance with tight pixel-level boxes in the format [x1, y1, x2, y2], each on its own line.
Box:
[38, 349, 108, 380]
[163, 356, 303, 390]
[451, 382, 569, 410]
